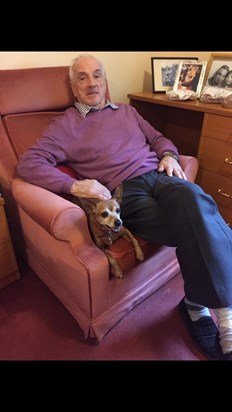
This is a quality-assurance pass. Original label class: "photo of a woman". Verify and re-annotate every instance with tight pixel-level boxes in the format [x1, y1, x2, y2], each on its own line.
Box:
[173, 61, 207, 96]
[206, 54, 232, 89]
[207, 65, 229, 87]
[178, 64, 203, 92]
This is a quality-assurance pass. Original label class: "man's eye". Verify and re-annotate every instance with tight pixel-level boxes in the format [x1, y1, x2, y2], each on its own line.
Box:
[101, 212, 109, 218]
[77, 76, 86, 81]
[94, 73, 103, 80]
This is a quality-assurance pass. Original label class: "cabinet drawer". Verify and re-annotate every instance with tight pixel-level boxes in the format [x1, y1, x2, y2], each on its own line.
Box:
[196, 168, 232, 225]
[0, 197, 20, 288]
[198, 136, 232, 177]
[0, 206, 10, 243]
[202, 114, 232, 142]
[0, 241, 19, 280]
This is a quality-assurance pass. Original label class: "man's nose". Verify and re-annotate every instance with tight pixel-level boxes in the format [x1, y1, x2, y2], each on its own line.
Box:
[87, 76, 97, 87]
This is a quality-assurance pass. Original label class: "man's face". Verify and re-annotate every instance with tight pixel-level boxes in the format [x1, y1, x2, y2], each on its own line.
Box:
[226, 72, 232, 86]
[71, 57, 107, 108]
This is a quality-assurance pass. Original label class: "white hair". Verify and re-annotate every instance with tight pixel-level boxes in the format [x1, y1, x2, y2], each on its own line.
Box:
[69, 54, 106, 86]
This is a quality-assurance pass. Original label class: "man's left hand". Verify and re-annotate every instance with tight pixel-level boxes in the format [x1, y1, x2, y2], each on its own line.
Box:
[158, 156, 187, 180]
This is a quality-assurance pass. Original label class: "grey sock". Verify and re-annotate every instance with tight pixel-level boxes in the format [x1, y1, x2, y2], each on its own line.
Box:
[184, 297, 211, 321]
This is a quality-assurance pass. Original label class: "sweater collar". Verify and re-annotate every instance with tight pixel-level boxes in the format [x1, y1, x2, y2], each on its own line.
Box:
[75, 100, 118, 118]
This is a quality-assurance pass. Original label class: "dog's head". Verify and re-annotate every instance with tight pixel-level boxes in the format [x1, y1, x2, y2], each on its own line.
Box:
[79, 184, 123, 233]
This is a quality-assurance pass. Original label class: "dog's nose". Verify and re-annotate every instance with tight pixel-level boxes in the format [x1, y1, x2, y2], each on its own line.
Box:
[115, 219, 122, 227]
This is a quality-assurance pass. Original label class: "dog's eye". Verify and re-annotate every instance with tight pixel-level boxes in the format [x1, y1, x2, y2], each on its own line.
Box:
[116, 208, 120, 214]
[101, 211, 109, 218]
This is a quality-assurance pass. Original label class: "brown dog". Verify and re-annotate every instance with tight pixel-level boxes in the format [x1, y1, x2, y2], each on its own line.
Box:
[76, 184, 144, 279]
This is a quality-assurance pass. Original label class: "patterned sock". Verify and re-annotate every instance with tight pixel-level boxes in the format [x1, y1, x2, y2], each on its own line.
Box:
[214, 306, 232, 355]
[184, 297, 211, 321]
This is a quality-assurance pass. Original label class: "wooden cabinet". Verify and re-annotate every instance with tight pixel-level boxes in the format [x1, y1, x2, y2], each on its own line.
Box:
[128, 92, 232, 227]
[197, 114, 232, 226]
[0, 196, 20, 288]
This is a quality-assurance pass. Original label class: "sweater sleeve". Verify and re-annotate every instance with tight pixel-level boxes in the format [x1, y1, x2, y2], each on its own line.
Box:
[130, 106, 179, 158]
[17, 113, 76, 194]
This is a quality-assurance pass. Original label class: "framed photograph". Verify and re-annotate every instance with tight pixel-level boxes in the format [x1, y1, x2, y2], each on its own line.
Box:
[151, 57, 198, 93]
[173, 61, 207, 97]
[205, 53, 232, 89]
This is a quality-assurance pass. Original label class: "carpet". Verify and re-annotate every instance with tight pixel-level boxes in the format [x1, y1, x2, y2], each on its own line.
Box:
[0, 260, 207, 360]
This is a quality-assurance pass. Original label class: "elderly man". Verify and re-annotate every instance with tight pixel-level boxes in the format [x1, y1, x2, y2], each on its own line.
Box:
[17, 54, 232, 360]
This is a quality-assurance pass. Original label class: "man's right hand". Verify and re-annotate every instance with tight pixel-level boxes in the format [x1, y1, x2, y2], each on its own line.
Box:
[70, 179, 111, 200]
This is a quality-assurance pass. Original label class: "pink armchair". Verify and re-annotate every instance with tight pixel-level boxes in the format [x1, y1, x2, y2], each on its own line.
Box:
[0, 66, 198, 341]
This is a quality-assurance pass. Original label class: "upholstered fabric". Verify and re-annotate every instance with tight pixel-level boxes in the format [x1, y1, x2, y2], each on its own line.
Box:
[3, 112, 63, 159]
[0, 66, 74, 115]
[0, 65, 199, 341]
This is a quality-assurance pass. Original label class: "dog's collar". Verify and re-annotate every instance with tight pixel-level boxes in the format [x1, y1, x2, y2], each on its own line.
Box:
[90, 218, 114, 245]
[96, 223, 113, 237]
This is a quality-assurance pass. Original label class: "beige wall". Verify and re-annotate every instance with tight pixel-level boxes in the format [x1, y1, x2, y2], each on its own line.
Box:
[0, 51, 228, 103]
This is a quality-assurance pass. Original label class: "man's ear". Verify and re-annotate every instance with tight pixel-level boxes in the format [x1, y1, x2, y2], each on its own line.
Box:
[112, 183, 123, 204]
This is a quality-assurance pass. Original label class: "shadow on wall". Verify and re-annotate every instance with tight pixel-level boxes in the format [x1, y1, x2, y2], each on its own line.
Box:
[143, 71, 152, 93]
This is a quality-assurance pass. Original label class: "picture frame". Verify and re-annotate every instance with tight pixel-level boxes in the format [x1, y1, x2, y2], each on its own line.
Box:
[151, 57, 198, 93]
[173, 61, 207, 97]
[205, 53, 232, 89]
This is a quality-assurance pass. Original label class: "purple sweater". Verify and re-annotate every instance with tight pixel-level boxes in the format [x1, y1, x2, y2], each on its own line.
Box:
[17, 104, 178, 193]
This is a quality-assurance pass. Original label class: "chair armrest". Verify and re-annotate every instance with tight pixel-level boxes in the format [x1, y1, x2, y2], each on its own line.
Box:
[179, 155, 198, 182]
[11, 178, 97, 251]
[12, 156, 198, 240]
[12, 177, 110, 319]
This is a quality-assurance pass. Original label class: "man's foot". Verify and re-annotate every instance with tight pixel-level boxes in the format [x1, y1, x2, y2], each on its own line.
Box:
[178, 297, 222, 360]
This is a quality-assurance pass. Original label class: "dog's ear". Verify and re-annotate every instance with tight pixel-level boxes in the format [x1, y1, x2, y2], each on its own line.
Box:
[112, 183, 123, 204]
[78, 197, 100, 214]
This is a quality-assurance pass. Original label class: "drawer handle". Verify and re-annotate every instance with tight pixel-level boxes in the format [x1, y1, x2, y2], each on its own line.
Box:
[225, 158, 232, 165]
[218, 188, 232, 199]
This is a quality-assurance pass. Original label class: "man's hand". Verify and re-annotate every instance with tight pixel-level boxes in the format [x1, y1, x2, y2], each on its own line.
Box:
[70, 179, 111, 200]
[158, 156, 187, 180]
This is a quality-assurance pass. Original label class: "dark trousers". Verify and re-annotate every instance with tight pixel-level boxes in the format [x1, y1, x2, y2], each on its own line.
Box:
[121, 170, 232, 308]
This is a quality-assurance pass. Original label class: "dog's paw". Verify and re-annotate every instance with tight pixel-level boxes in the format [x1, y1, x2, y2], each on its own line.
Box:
[114, 271, 124, 279]
[136, 250, 144, 261]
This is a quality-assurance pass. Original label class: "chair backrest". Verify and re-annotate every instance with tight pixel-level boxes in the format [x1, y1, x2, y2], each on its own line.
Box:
[0, 67, 73, 203]
[0, 65, 109, 228]
[0, 65, 110, 178]
[0, 66, 75, 115]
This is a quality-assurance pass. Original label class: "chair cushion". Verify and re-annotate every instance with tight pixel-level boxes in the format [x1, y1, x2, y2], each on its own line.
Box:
[3, 112, 64, 159]
[0, 66, 74, 115]
[57, 164, 155, 274]
[106, 235, 159, 275]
